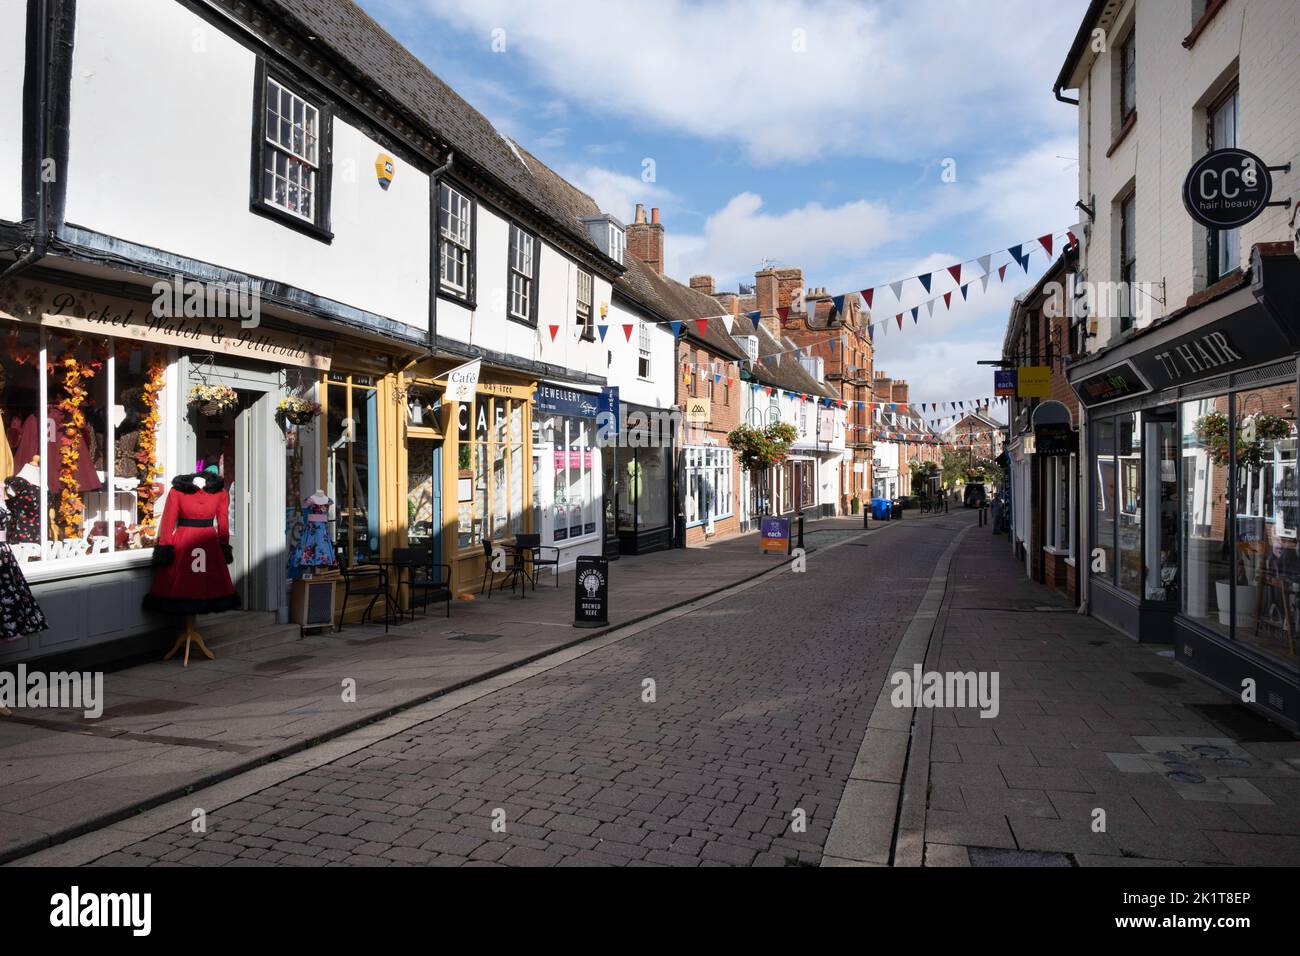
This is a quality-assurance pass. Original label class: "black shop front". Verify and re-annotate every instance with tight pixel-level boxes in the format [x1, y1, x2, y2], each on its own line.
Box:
[1067, 247, 1300, 732]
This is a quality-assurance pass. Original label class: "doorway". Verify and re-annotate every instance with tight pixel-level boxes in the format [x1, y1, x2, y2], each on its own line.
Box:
[407, 436, 442, 560]
[191, 389, 257, 609]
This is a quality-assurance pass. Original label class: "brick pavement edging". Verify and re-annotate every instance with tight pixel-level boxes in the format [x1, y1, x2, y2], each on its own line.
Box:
[821, 521, 973, 867]
[9, 521, 904, 867]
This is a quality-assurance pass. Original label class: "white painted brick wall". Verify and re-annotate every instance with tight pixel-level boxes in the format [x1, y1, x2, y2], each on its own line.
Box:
[1074, 0, 1300, 351]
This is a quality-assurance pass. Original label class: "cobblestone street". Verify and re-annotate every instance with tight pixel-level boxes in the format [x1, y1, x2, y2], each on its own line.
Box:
[84, 517, 957, 867]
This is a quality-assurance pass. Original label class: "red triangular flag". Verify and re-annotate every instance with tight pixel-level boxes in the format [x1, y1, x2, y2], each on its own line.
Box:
[695, 318, 709, 335]
[947, 264, 962, 285]
[547, 325, 559, 341]
[622, 324, 634, 341]
[1067, 230, 1078, 247]
[943, 292, 952, 309]
[997, 264, 1007, 282]
[777, 306, 790, 322]
[895, 313, 903, 329]
[861, 288, 874, 309]
[1038, 233, 1053, 257]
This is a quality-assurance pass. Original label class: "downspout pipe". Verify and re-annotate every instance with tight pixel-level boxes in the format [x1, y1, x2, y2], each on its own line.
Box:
[1, 0, 51, 282]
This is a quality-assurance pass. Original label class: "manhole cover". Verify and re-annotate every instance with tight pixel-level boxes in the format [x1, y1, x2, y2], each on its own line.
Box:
[1167, 770, 1206, 784]
[448, 633, 501, 643]
[1134, 671, 1185, 689]
[968, 846, 1074, 867]
[1191, 744, 1229, 758]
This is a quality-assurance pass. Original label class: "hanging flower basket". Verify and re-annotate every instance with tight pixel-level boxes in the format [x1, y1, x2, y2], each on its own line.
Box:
[1194, 410, 1290, 470]
[276, 395, 322, 427]
[188, 383, 238, 417]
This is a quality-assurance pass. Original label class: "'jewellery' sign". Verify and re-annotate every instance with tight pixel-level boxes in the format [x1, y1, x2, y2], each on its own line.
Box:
[0, 279, 331, 369]
[1182, 147, 1274, 230]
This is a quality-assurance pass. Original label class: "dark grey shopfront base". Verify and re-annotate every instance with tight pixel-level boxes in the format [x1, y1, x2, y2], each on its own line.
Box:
[1091, 579, 1176, 644]
[1175, 620, 1299, 734]
[618, 525, 672, 556]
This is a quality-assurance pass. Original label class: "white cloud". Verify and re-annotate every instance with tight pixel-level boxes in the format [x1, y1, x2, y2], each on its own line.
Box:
[405, 0, 1086, 164]
[561, 165, 679, 223]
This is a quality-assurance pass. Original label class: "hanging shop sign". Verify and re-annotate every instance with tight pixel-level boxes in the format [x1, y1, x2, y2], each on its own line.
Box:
[598, 386, 620, 433]
[0, 279, 332, 369]
[994, 369, 1017, 396]
[685, 396, 712, 424]
[536, 383, 600, 418]
[760, 516, 791, 555]
[1033, 423, 1077, 456]
[440, 359, 482, 404]
[1182, 148, 1275, 230]
[573, 555, 609, 628]
[1016, 366, 1051, 398]
[1072, 360, 1151, 407]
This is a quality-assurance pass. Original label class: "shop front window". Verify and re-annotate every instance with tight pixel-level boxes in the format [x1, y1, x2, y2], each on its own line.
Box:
[1145, 411, 1179, 602]
[1093, 418, 1117, 583]
[1231, 386, 1298, 666]
[1181, 395, 1232, 637]
[533, 411, 597, 543]
[2, 326, 168, 565]
[1117, 411, 1142, 596]
[326, 374, 378, 565]
[458, 395, 526, 548]
[684, 446, 733, 527]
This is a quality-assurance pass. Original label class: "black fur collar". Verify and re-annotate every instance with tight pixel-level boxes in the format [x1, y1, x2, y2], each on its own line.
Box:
[172, 473, 225, 494]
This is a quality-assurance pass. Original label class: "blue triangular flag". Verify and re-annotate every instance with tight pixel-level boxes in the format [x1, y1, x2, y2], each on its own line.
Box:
[911, 306, 919, 324]
[832, 294, 846, 315]
[597, 324, 608, 341]
[918, 272, 932, 294]
[671, 321, 683, 337]
[960, 284, 969, 301]
[747, 309, 761, 330]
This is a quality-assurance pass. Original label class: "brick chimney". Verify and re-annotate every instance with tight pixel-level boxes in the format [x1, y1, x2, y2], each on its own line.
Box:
[689, 274, 715, 295]
[627, 203, 664, 274]
[892, 379, 909, 405]
[754, 266, 805, 339]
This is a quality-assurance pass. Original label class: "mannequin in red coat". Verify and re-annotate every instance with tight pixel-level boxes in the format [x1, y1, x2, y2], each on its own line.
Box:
[143, 473, 240, 615]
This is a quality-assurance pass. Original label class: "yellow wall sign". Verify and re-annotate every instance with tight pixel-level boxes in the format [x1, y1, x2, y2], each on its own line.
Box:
[375, 153, 395, 191]
[1017, 366, 1051, 398]
[685, 397, 711, 424]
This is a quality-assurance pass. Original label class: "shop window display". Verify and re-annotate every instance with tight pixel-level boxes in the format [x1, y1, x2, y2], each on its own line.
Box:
[326, 374, 378, 565]
[1181, 395, 1232, 637]
[459, 396, 525, 548]
[533, 410, 597, 544]
[1230, 386, 1298, 666]
[684, 446, 733, 527]
[1, 326, 167, 564]
[1093, 418, 1117, 583]
[1117, 412, 1142, 596]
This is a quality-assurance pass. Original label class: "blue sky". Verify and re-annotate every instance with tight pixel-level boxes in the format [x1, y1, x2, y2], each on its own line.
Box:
[361, 0, 1089, 417]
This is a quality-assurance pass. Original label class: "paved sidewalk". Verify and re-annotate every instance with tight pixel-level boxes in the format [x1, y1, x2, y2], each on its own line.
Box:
[910, 528, 1300, 867]
[0, 517, 872, 863]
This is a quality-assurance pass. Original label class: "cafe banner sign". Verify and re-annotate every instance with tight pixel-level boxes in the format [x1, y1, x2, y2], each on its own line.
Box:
[0, 279, 332, 370]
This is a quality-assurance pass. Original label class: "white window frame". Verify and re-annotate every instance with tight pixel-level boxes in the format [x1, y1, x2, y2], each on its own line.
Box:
[439, 183, 473, 297]
[608, 223, 625, 264]
[576, 269, 594, 338]
[638, 323, 652, 380]
[263, 77, 320, 222]
[508, 225, 536, 323]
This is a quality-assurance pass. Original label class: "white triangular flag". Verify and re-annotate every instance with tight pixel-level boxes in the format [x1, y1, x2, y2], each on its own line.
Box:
[977, 254, 992, 276]
[889, 280, 904, 302]
[926, 299, 936, 318]
[980, 272, 990, 293]
[722, 311, 734, 334]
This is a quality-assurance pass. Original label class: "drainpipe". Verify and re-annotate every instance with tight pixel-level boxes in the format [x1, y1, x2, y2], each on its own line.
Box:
[1, 0, 51, 282]
[426, 152, 454, 356]
[1053, 85, 1079, 106]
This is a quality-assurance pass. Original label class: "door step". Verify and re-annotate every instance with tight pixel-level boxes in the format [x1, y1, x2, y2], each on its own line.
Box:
[191, 610, 301, 656]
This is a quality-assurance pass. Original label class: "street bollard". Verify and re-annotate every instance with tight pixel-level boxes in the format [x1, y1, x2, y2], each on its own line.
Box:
[797, 512, 805, 550]
[978, 504, 987, 527]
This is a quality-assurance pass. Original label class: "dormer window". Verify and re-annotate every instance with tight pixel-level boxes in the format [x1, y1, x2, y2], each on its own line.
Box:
[579, 214, 626, 263]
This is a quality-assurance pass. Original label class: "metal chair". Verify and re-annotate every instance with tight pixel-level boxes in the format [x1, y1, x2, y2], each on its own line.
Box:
[336, 561, 394, 633]
[479, 538, 497, 597]
[392, 547, 452, 620]
[514, 532, 560, 589]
